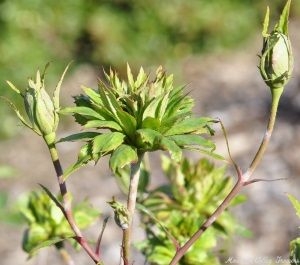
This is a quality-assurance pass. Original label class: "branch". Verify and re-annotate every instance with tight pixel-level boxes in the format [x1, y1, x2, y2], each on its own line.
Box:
[169, 88, 283, 264]
[44, 134, 102, 264]
[122, 153, 144, 265]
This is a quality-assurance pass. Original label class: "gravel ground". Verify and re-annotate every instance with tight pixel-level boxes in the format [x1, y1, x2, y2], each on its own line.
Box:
[0, 21, 300, 265]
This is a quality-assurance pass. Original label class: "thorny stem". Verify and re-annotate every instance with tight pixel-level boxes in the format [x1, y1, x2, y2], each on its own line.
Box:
[122, 153, 144, 265]
[169, 87, 283, 265]
[43, 133, 102, 264]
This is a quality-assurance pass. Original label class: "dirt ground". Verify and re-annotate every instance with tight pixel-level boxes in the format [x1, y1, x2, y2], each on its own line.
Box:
[1, 21, 300, 265]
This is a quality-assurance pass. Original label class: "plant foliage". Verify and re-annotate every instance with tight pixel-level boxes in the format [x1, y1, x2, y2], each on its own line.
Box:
[20, 190, 99, 257]
[60, 65, 216, 177]
[137, 156, 246, 265]
[288, 194, 300, 265]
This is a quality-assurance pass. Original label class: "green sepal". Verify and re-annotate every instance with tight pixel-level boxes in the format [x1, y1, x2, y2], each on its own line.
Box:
[0, 96, 38, 134]
[275, 0, 291, 34]
[53, 63, 71, 110]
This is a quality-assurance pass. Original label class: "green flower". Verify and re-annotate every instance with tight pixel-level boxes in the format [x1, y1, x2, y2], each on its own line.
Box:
[60, 64, 217, 177]
[4, 63, 69, 138]
[259, 0, 293, 89]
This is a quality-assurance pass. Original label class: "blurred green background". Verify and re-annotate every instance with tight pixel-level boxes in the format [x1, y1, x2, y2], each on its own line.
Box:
[0, 0, 299, 138]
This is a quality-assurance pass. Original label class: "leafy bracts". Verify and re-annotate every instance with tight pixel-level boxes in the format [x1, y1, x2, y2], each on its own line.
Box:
[137, 157, 247, 265]
[61, 65, 216, 176]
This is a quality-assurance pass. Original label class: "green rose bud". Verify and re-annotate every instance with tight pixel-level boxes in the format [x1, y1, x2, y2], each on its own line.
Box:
[25, 71, 58, 136]
[5, 63, 70, 140]
[260, 31, 293, 89]
[259, 0, 293, 90]
[107, 197, 129, 230]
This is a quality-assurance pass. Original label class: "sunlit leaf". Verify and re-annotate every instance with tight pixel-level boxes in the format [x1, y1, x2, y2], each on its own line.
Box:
[92, 132, 125, 156]
[164, 117, 213, 136]
[60, 106, 104, 120]
[109, 144, 138, 173]
[84, 119, 122, 131]
[63, 144, 92, 180]
[135, 128, 163, 150]
[160, 137, 182, 161]
[168, 134, 215, 149]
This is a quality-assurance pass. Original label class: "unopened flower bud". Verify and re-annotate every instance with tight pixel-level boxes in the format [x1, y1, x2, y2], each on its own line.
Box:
[107, 198, 129, 230]
[24, 71, 58, 136]
[260, 31, 293, 89]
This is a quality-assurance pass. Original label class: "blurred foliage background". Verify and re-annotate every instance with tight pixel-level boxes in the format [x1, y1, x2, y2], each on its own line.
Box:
[0, 0, 300, 138]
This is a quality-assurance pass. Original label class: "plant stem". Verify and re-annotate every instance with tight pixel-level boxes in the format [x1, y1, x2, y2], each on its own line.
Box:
[122, 153, 144, 265]
[169, 87, 283, 265]
[43, 133, 102, 264]
[244, 87, 283, 179]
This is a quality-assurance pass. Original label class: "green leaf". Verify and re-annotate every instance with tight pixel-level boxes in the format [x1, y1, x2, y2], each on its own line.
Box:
[39, 184, 64, 212]
[127, 63, 135, 89]
[135, 128, 163, 150]
[160, 137, 182, 161]
[156, 92, 170, 121]
[92, 132, 125, 156]
[164, 117, 213, 136]
[22, 225, 50, 253]
[137, 203, 177, 245]
[98, 85, 137, 138]
[74, 201, 100, 229]
[26, 235, 74, 256]
[63, 144, 92, 180]
[109, 144, 138, 173]
[57, 132, 100, 143]
[142, 117, 161, 130]
[84, 120, 122, 131]
[59, 106, 104, 120]
[116, 109, 137, 139]
[287, 194, 300, 219]
[168, 134, 215, 150]
[82, 86, 102, 105]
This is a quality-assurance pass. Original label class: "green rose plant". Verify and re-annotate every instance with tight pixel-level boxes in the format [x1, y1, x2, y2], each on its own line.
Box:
[1, 1, 294, 264]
